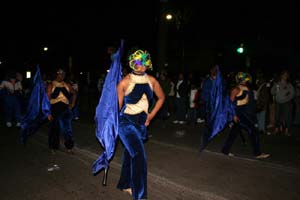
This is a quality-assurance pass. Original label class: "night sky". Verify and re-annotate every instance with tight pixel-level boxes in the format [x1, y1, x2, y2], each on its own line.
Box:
[0, 1, 299, 76]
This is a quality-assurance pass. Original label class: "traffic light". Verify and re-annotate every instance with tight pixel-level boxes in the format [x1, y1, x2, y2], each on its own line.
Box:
[237, 47, 244, 54]
[236, 43, 244, 54]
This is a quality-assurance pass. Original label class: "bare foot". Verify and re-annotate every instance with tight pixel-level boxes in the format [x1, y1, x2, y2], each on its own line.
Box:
[122, 188, 132, 196]
[256, 153, 271, 159]
[67, 149, 74, 154]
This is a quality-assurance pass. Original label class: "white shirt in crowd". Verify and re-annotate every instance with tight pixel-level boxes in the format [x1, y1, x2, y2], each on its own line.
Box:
[0, 80, 22, 94]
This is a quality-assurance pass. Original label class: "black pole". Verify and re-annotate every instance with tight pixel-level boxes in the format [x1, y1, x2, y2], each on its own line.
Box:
[102, 168, 108, 186]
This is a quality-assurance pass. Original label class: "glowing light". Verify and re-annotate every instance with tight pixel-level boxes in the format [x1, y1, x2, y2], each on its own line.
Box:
[26, 71, 31, 79]
[166, 14, 173, 20]
[237, 47, 244, 54]
[43, 47, 48, 51]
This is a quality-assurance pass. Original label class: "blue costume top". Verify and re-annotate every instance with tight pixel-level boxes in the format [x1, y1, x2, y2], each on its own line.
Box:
[119, 73, 153, 140]
[234, 85, 257, 124]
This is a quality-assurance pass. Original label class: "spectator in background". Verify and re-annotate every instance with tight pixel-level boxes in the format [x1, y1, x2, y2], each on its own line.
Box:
[271, 70, 295, 136]
[173, 72, 188, 124]
[158, 71, 171, 120]
[254, 75, 270, 135]
[0, 71, 23, 127]
[187, 82, 199, 125]
[69, 74, 80, 120]
[16, 71, 26, 113]
[167, 76, 175, 116]
[293, 73, 300, 126]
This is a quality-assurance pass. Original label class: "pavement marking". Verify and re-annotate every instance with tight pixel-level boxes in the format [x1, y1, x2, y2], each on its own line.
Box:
[73, 122, 300, 175]
[32, 131, 300, 199]
[74, 146, 230, 200]
[32, 136, 230, 200]
[149, 139, 300, 175]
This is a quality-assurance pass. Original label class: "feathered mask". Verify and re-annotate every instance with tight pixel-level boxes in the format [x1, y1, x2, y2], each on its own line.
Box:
[128, 50, 152, 70]
[235, 72, 252, 84]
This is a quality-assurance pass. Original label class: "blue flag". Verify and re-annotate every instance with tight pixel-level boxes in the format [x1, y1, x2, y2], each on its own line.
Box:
[93, 40, 123, 175]
[200, 67, 235, 150]
[21, 66, 51, 144]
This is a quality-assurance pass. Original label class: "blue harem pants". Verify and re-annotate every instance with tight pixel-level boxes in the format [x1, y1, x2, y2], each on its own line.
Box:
[117, 113, 147, 200]
[222, 112, 261, 156]
[48, 102, 74, 150]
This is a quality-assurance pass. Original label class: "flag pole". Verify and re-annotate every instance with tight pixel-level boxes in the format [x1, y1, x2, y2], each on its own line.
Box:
[102, 167, 108, 186]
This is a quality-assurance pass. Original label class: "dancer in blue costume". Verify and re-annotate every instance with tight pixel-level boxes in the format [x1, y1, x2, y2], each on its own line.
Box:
[221, 72, 270, 159]
[46, 68, 77, 154]
[200, 65, 236, 151]
[117, 49, 165, 199]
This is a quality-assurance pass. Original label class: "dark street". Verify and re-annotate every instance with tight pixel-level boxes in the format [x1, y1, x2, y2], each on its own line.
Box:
[1, 116, 300, 200]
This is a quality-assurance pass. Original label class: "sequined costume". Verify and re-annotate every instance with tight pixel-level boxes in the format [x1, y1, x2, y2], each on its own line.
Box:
[117, 72, 153, 200]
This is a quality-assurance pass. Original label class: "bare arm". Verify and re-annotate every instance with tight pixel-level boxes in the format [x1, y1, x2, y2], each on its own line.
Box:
[230, 86, 240, 123]
[46, 83, 53, 100]
[66, 83, 76, 109]
[230, 86, 240, 102]
[146, 76, 165, 126]
[117, 76, 129, 110]
[46, 84, 53, 121]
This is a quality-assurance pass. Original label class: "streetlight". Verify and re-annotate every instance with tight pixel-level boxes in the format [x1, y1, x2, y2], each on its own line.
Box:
[165, 13, 173, 20]
[43, 47, 48, 52]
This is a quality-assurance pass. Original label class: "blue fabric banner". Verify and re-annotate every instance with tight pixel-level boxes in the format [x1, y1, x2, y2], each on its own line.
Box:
[200, 67, 235, 150]
[93, 40, 124, 174]
[21, 66, 51, 144]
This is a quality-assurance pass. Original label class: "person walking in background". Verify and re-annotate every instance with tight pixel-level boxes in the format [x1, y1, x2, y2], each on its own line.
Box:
[0, 71, 23, 127]
[254, 75, 270, 135]
[47, 68, 77, 154]
[271, 70, 295, 136]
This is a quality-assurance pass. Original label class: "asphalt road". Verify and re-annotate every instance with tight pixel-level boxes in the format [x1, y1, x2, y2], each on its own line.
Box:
[1, 117, 300, 200]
